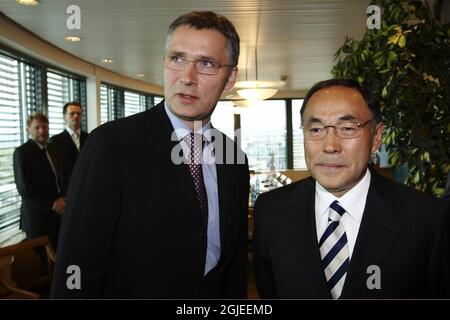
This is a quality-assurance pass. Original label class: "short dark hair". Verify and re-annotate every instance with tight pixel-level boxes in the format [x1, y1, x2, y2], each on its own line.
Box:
[63, 101, 82, 115]
[300, 79, 382, 124]
[26, 112, 48, 127]
[166, 11, 240, 67]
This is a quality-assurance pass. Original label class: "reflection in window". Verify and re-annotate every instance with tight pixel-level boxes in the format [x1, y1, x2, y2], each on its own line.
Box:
[240, 100, 287, 171]
[211, 101, 235, 141]
[292, 99, 307, 169]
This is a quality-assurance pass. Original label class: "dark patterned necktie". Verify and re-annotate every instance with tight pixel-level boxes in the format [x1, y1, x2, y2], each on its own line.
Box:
[187, 132, 208, 225]
[42, 147, 60, 193]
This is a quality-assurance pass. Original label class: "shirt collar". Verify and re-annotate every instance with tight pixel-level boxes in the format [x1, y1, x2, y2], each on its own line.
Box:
[315, 168, 371, 220]
[32, 139, 47, 149]
[66, 126, 81, 136]
[164, 101, 212, 142]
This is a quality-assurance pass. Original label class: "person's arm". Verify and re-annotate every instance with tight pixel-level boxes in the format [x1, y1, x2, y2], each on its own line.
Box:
[13, 147, 54, 213]
[223, 156, 249, 298]
[50, 124, 122, 298]
[253, 193, 277, 299]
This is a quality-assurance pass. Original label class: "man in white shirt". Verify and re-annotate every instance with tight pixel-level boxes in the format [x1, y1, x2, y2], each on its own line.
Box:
[49, 102, 89, 181]
[51, 11, 249, 299]
[253, 79, 450, 299]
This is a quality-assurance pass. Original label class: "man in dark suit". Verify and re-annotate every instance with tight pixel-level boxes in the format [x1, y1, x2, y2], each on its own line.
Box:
[253, 79, 450, 299]
[51, 11, 249, 299]
[13, 113, 66, 249]
[49, 101, 88, 181]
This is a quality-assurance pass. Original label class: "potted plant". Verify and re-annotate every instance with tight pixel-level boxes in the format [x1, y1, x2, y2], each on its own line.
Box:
[332, 0, 450, 196]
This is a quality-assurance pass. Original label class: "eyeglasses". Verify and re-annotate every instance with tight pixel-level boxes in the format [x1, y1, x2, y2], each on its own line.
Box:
[301, 119, 374, 140]
[164, 55, 233, 75]
[67, 112, 82, 117]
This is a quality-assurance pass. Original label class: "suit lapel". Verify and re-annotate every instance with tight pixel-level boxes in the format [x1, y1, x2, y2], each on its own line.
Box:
[216, 159, 232, 261]
[63, 130, 80, 154]
[29, 140, 59, 191]
[285, 178, 331, 298]
[341, 170, 403, 298]
[145, 102, 204, 226]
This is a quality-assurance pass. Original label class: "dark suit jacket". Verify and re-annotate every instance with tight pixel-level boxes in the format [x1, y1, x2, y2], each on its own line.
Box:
[51, 102, 249, 299]
[49, 129, 88, 180]
[253, 169, 450, 298]
[13, 140, 66, 248]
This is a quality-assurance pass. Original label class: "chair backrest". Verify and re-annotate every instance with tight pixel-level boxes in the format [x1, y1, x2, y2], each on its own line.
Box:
[0, 236, 56, 296]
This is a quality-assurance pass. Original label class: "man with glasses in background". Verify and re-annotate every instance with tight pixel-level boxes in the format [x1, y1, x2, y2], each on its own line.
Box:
[13, 113, 66, 250]
[50, 102, 89, 183]
[52, 11, 249, 299]
[253, 79, 450, 299]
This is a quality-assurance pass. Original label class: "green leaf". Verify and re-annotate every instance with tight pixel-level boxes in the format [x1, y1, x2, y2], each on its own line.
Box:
[388, 51, 397, 61]
[398, 35, 406, 48]
[413, 170, 420, 184]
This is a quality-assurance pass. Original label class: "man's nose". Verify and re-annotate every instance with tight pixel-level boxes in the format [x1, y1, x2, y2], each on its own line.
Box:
[180, 62, 197, 85]
[322, 128, 341, 153]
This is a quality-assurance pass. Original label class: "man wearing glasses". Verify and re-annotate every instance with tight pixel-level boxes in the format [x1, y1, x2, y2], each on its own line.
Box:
[253, 79, 450, 299]
[50, 102, 89, 182]
[52, 11, 249, 298]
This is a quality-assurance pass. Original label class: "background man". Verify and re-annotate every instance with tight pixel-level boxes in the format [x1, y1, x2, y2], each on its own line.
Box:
[13, 113, 66, 249]
[49, 101, 89, 181]
[51, 11, 249, 299]
[253, 79, 450, 299]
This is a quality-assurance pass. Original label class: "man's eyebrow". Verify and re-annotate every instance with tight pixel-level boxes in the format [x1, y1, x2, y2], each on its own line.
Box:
[337, 114, 358, 121]
[167, 51, 217, 62]
[167, 51, 185, 57]
[304, 117, 323, 124]
[304, 114, 359, 124]
[197, 55, 217, 62]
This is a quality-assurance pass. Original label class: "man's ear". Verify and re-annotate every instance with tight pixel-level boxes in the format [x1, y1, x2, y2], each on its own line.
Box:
[371, 122, 384, 153]
[224, 67, 238, 91]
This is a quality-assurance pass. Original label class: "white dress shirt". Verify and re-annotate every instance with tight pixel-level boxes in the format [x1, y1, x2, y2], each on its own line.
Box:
[164, 103, 220, 275]
[315, 169, 371, 259]
[66, 126, 81, 151]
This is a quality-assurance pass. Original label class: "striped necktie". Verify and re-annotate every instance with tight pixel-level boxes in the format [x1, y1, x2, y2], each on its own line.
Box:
[319, 200, 350, 299]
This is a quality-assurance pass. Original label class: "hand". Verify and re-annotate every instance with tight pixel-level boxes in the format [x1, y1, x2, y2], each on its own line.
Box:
[52, 197, 65, 215]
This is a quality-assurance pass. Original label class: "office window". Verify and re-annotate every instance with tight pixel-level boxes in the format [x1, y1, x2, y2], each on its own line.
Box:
[292, 99, 307, 169]
[124, 91, 141, 117]
[100, 83, 163, 123]
[240, 100, 287, 171]
[0, 49, 87, 244]
[154, 96, 164, 106]
[211, 101, 236, 141]
[0, 54, 26, 243]
[47, 70, 87, 135]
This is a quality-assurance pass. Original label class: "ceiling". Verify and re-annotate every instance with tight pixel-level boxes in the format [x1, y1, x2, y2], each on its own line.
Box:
[0, 0, 371, 96]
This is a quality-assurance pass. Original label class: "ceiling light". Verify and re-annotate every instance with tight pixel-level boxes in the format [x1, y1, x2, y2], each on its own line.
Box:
[65, 35, 82, 42]
[236, 44, 284, 101]
[102, 58, 114, 63]
[237, 88, 278, 101]
[16, 0, 40, 5]
[233, 100, 253, 108]
[136, 73, 145, 78]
